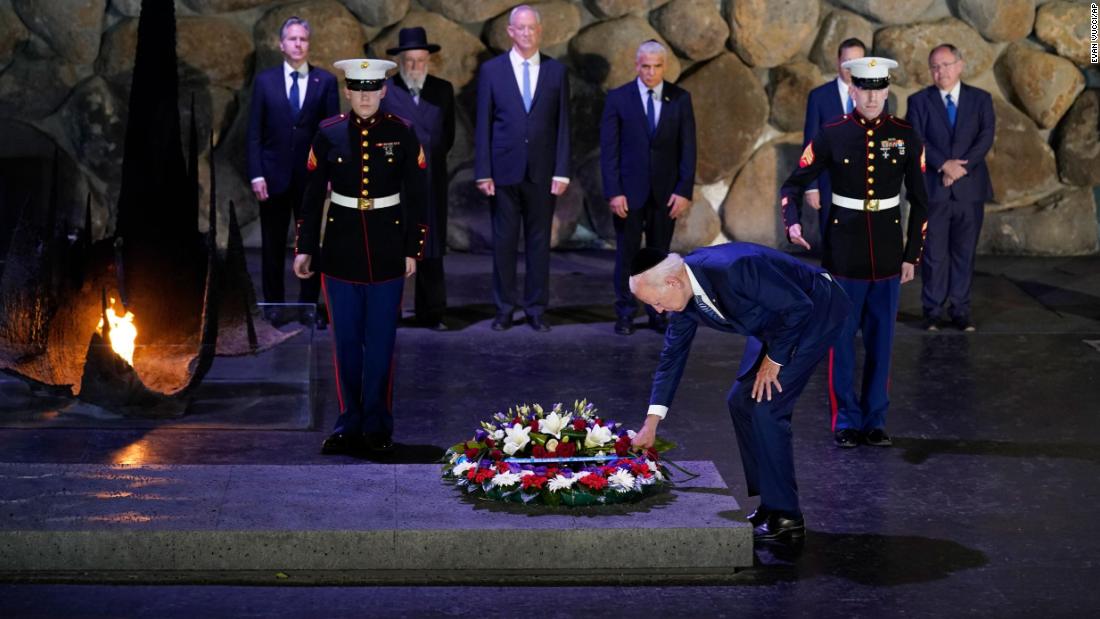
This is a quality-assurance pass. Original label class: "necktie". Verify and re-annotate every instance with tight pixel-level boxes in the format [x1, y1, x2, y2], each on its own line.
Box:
[410, 87, 420, 105]
[522, 60, 532, 112]
[289, 70, 301, 121]
[845, 95, 854, 115]
[945, 93, 957, 129]
[694, 295, 725, 323]
[646, 89, 656, 137]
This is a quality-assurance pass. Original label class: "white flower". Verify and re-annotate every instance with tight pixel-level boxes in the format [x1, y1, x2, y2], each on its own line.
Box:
[647, 460, 658, 472]
[608, 469, 636, 492]
[502, 423, 531, 456]
[547, 474, 578, 492]
[491, 471, 521, 487]
[519, 469, 535, 477]
[538, 412, 572, 439]
[452, 461, 476, 477]
[546, 438, 559, 453]
[493, 429, 504, 440]
[584, 425, 615, 449]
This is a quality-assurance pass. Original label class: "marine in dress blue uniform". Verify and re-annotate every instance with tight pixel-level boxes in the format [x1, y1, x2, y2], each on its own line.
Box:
[779, 57, 928, 448]
[294, 58, 428, 455]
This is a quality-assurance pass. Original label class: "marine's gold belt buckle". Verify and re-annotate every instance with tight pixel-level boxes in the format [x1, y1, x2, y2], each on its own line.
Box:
[864, 199, 879, 212]
[358, 197, 373, 210]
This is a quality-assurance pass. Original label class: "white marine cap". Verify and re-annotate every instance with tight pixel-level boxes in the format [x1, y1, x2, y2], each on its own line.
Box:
[333, 58, 397, 91]
[841, 56, 898, 90]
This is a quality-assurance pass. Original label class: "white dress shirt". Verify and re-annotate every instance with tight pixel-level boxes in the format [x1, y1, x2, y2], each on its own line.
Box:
[837, 76, 852, 113]
[284, 61, 309, 109]
[637, 77, 664, 125]
[938, 81, 961, 108]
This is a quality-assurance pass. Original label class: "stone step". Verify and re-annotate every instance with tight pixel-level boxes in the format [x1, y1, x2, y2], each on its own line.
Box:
[0, 461, 752, 583]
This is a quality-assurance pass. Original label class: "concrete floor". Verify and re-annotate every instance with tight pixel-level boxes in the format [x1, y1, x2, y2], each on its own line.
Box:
[2, 249, 1100, 617]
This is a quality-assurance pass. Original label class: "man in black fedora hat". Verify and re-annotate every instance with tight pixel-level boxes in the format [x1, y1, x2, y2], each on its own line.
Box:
[378, 27, 455, 331]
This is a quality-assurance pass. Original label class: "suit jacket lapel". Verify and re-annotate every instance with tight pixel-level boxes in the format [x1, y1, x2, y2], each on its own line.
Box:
[929, 87, 953, 138]
[297, 64, 321, 124]
[652, 82, 672, 138]
[526, 53, 548, 113]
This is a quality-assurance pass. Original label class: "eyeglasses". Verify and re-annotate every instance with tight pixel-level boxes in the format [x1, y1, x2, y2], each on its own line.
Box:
[929, 60, 959, 72]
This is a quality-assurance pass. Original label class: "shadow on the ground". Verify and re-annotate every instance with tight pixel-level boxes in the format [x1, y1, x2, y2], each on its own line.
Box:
[892, 436, 1100, 464]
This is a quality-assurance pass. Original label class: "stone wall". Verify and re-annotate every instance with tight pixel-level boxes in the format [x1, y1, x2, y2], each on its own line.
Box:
[1, 0, 1097, 255]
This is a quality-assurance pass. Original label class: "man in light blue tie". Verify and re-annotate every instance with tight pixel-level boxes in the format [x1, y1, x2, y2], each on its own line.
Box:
[801, 38, 867, 244]
[599, 40, 696, 335]
[474, 5, 571, 333]
[906, 43, 994, 332]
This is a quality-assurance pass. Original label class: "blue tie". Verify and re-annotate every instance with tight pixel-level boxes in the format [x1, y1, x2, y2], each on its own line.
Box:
[646, 89, 656, 137]
[945, 93, 957, 129]
[694, 295, 725, 323]
[289, 70, 301, 121]
[522, 60, 532, 112]
[845, 95, 854, 115]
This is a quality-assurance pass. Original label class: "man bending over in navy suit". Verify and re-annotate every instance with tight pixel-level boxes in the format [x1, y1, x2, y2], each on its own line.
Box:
[474, 4, 571, 332]
[247, 16, 339, 326]
[630, 244, 851, 547]
[600, 39, 696, 336]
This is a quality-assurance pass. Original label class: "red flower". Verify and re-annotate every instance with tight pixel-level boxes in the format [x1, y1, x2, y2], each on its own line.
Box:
[601, 465, 619, 476]
[556, 441, 577, 458]
[484, 438, 496, 448]
[546, 467, 560, 477]
[466, 448, 482, 460]
[471, 468, 495, 484]
[572, 419, 587, 431]
[495, 462, 511, 474]
[521, 475, 548, 490]
[489, 449, 504, 461]
[645, 448, 660, 461]
[578, 474, 608, 491]
[630, 461, 650, 476]
[529, 419, 539, 432]
[614, 435, 632, 456]
[531, 445, 548, 459]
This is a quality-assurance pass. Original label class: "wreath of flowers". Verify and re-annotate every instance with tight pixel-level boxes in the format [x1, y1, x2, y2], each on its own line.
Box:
[442, 400, 675, 506]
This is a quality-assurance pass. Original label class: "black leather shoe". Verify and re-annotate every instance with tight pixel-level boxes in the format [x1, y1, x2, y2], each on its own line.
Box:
[315, 314, 328, 330]
[428, 321, 449, 331]
[863, 428, 893, 447]
[746, 506, 770, 527]
[834, 429, 861, 448]
[614, 317, 635, 335]
[364, 432, 394, 453]
[952, 316, 976, 332]
[491, 314, 513, 331]
[920, 316, 940, 331]
[527, 315, 551, 332]
[321, 433, 360, 455]
[753, 513, 806, 544]
[648, 314, 668, 333]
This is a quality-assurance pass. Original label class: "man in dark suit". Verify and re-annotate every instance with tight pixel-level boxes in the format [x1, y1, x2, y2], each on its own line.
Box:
[474, 4, 571, 332]
[600, 40, 696, 336]
[379, 27, 455, 331]
[294, 58, 428, 455]
[247, 16, 339, 322]
[906, 44, 994, 332]
[802, 38, 866, 243]
[630, 244, 851, 546]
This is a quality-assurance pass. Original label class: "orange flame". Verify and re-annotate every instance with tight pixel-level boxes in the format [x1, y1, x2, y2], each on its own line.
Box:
[97, 297, 137, 365]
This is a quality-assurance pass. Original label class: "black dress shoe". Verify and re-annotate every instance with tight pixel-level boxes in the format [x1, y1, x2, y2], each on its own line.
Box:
[315, 314, 328, 330]
[648, 314, 668, 333]
[951, 315, 976, 332]
[321, 433, 360, 455]
[527, 315, 551, 332]
[920, 316, 940, 331]
[491, 314, 513, 331]
[363, 432, 394, 453]
[746, 506, 770, 526]
[614, 317, 636, 335]
[834, 429, 861, 448]
[753, 513, 806, 544]
[863, 428, 893, 447]
[428, 320, 449, 331]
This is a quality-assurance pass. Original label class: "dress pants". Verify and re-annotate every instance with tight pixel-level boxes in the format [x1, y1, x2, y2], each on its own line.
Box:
[490, 179, 555, 318]
[613, 195, 675, 320]
[728, 276, 849, 517]
[921, 199, 983, 321]
[259, 186, 320, 304]
[322, 274, 404, 438]
[414, 257, 446, 324]
[829, 276, 900, 432]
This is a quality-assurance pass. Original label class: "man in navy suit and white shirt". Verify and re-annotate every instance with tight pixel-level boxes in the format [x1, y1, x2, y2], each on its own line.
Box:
[600, 40, 696, 336]
[475, 4, 571, 332]
[246, 16, 339, 318]
[906, 44, 994, 332]
[801, 38, 866, 243]
[629, 244, 851, 546]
